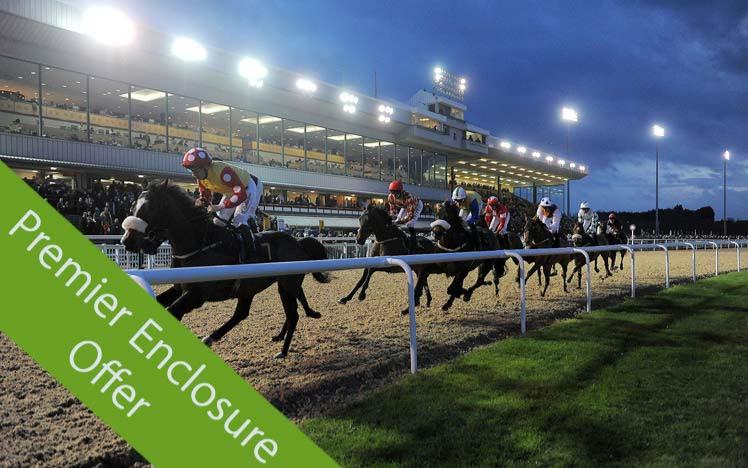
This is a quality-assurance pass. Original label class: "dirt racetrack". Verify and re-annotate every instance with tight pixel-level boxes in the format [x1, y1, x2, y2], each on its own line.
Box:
[1, 247, 746, 467]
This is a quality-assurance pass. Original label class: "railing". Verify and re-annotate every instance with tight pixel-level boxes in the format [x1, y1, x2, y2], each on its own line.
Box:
[92, 236, 370, 266]
[126, 240, 747, 375]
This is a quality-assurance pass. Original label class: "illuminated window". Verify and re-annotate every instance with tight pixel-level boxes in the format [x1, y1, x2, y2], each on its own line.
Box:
[200, 101, 230, 160]
[231, 108, 258, 163]
[168, 94, 199, 154]
[41, 67, 87, 142]
[0, 56, 39, 136]
[89, 77, 129, 147]
[130, 86, 166, 152]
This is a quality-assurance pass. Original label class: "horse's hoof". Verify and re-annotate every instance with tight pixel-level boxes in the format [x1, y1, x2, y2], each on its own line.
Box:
[441, 304, 451, 312]
[400, 308, 410, 316]
[357, 293, 366, 301]
[274, 351, 287, 359]
[338, 297, 349, 305]
[306, 311, 322, 319]
[271, 335, 284, 342]
[201, 335, 215, 347]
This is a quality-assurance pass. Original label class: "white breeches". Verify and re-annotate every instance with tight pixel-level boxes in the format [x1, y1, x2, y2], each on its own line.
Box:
[397, 200, 423, 228]
[216, 181, 263, 227]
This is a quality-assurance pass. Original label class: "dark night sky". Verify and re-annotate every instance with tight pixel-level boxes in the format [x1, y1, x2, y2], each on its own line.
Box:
[71, 0, 748, 218]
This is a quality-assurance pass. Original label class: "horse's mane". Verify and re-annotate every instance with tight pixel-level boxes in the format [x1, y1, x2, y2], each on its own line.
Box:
[147, 180, 207, 221]
[367, 204, 393, 225]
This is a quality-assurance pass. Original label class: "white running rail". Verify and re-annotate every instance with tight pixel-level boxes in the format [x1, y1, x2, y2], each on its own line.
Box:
[126, 240, 747, 374]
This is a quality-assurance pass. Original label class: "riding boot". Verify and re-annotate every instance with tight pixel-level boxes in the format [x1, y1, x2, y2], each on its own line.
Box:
[248, 217, 259, 234]
[238, 224, 257, 263]
[408, 227, 417, 254]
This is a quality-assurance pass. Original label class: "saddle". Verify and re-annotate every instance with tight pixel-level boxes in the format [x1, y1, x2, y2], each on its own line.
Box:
[223, 219, 259, 264]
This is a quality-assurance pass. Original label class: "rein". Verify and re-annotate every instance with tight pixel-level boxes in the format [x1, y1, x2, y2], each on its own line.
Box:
[373, 237, 401, 246]
[172, 240, 226, 259]
[436, 241, 469, 252]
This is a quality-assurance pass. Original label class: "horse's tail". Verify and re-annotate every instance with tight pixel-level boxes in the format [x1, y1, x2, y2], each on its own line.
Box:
[299, 237, 331, 283]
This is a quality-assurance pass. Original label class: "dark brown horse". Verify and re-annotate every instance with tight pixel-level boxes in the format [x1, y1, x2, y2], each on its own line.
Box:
[338, 204, 434, 315]
[121, 180, 331, 358]
[522, 216, 571, 296]
[424, 200, 504, 311]
[568, 221, 612, 289]
[605, 224, 628, 270]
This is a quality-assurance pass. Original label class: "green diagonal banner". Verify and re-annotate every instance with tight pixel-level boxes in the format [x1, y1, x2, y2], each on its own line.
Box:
[0, 161, 336, 467]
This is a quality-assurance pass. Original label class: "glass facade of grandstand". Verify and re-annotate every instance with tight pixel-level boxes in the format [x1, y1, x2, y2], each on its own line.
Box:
[0, 55, 447, 189]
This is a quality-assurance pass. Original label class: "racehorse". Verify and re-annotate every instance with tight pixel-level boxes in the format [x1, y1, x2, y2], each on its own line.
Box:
[425, 200, 504, 311]
[476, 210, 525, 294]
[605, 225, 628, 270]
[121, 180, 331, 358]
[338, 204, 435, 315]
[522, 216, 571, 296]
[567, 222, 612, 289]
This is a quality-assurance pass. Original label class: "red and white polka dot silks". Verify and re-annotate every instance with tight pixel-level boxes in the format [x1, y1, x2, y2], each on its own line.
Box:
[182, 147, 212, 168]
[218, 167, 247, 208]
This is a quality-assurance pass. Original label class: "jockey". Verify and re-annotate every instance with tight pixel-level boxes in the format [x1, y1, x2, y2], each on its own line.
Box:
[536, 197, 562, 246]
[452, 187, 483, 225]
[387, 180, 423, 252]
[607, 212, 623, 234]
[577, 201, 599, 237]
[182, 147, 263, 260]
[484, 196, 510, 236]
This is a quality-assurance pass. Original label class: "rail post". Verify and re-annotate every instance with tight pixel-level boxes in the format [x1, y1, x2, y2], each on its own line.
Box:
[129, 273, 156, 297]
[505, 252, 526, 334]
[655, 244, 670, 288]
[707, 241, 718, 275]
[386, 257, 418, 374]
[684, 242, 696, 282]
[620, 245, 636, 297]
[729, 241, 741, 272]
[573, 248, 592, 312]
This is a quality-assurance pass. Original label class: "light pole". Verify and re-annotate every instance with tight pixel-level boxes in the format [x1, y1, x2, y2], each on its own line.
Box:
[723, 150, 730, 236]
[652, 125, 665, 238]
[561, 107, 578, 214]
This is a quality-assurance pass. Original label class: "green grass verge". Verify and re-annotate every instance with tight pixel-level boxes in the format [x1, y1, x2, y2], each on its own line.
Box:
[301, 272, 748, 467]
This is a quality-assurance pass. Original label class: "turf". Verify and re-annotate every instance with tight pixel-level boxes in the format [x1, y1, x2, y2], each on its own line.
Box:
[301, 272, 748, 467]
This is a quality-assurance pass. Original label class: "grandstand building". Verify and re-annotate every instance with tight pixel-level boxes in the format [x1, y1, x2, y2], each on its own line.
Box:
[0, 0, 587, 230]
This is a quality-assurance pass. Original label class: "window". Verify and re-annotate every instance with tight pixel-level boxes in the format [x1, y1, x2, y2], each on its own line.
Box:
[422, 151, 436, 187]
[409, 148, 422, 185]
[395, 145, 408, 183]
[0, 56, 39, 136]
[413, 114, 444, 133]
[450, 108, 465, 120]
[231, 108, 258, 163]
[283, 119, 305, 170]
[257, 115, 282, 167]
[380, 142, 395, 182]
[363, 138, 380, 180]
[89, 77, 129, 147]
[465, 130, 484, 144]
[304, 124, 326, 173]
[200, 101, 230, 160]
[168, 94, 199, 154]
[41, 67, 87, 141]
[326, 129, 345, 175]
[130, 86, 166, 152]
[345, 133, 363, 177]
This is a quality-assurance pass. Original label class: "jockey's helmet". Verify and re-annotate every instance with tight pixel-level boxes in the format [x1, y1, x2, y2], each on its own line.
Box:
[182, 147, 212, 168]
[452, 187, 467, 201]
[388, 180, 404, 194]
[609, 213, 617, 220]
[540, 197, 552, 208]
[487, 196, 499, 207]
[580, 201, 590, 210]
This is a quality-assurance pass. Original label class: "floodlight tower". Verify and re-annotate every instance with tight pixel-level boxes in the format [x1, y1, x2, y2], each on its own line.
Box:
[561, 107, 578, 214]
[652, 124, 665, 237]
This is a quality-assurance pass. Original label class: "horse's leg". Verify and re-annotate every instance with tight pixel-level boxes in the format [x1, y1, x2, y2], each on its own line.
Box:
[203, 293, 253, 346]
[297, 287, 321, 319]
[594, 254, 600, 273]
[610, 251, 618, 270]
[525, 263, 540, 282]
[493, 260, 504, 296]
[443, 272, 468, 311]
[156, 285, 182, 307]
[339, 268, 368, 304]
[167, 289, 204, 321]
[620, 250, 625, 270]
[402, 269, 430, 316]
[357, 268, 376, 301]
[541, 263, 552, 297]
[560, 260, 569, 293]
[276, 278, 302, 358]
[463, 262, 490, 302]
[603, 253, 613, 277]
